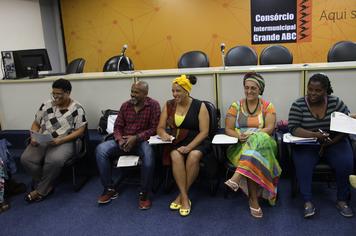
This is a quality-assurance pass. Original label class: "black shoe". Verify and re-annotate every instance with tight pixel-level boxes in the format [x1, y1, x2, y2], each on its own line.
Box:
[304, 202, 316, 218]
[336, 202, 354, 218]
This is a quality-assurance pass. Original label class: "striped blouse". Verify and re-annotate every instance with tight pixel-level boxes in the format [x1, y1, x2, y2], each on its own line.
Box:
[288, 95, 349, 134]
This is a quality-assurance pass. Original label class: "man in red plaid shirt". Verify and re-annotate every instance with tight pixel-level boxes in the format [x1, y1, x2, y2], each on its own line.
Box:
[96, 81, 160, 209]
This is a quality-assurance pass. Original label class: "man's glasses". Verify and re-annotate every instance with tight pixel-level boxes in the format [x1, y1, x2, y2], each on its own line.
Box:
[51, 92, 65, 99]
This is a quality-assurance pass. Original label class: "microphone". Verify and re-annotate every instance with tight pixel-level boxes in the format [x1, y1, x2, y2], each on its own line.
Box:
[120, 44, 128, 55]
[220, 43, 225, 53]
[220, 43, 226, 69]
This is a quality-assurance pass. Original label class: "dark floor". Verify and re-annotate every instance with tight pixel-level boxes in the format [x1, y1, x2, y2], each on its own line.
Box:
[1, 173, 356, 236]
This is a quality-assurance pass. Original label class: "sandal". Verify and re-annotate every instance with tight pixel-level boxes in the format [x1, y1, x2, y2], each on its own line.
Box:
[224, 179, 239, 192]
[24, 191, 43, 203]
[179, 200, 192, 217]
[169, 201, 181, 210]
[249, 206, 263, 218]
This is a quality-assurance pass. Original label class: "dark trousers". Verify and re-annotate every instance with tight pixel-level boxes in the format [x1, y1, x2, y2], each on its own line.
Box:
[292, 137, 354, 202]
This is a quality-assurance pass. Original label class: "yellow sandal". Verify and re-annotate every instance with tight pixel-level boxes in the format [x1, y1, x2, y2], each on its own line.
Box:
[169, 202, 181, 210]
[179, 200, 191, 217]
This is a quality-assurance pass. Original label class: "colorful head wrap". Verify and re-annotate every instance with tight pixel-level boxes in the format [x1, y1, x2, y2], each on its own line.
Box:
[243, 72, 265, 95]
[173, 74, 192, 92]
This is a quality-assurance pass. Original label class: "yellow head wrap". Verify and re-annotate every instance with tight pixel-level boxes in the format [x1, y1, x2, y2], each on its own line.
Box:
[173, 74, 192, 92]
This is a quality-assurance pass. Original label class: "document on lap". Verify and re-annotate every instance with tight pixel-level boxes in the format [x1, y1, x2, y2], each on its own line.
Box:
[117, 155, 140, 167]
[212, 134, 238, 144]
[283, 133, 317, 144]
[148, 135, 174, 144]
[30, 130, 53, 143]
[330, 112, 356, 135]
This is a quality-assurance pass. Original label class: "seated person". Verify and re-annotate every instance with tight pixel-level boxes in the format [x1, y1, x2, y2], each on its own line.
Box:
[95, 81, 160, 210]
[224, 72, 281, 218]
[288, 73, 354, 218]
[21, 79, 87, 202]
[157, 75, 210, 217]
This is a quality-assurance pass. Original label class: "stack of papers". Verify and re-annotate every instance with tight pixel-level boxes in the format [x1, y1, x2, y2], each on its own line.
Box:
[116, 155, 140, 167]
[330, 112, 356, 135]
[30, 130, 53, 143]
[148, 135, 174, 145]
[212, 134, 238, 144]
[283, 133, 317, 144]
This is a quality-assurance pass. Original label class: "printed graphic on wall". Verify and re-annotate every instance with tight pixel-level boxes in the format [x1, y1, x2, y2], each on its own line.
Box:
[251, 0, 312, 44]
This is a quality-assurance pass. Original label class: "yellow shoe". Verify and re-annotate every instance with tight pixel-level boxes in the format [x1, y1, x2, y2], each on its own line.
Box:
[349, 175, 356, 188]
[169, 201, 181, 210]
[179, 200, 191, 217]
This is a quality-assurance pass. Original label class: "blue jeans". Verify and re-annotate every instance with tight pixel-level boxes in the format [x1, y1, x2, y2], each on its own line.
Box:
[96, 140, 155, 193]
[292, 137, 354, 202]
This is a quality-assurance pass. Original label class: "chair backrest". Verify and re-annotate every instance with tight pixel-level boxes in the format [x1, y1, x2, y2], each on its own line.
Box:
[203, 101, 218, 140]
[327, 41, 356, 62]
[103, 55, 134, 72]
[225, 46, 258, 66]
[178, 51, 209, 68]
[259, 45, 293, 65]
[66, 58, 86, 74]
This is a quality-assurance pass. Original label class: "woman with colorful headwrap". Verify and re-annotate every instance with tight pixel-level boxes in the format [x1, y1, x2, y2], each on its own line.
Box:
[224, 72, 281, 218]
[157, 74, 210, 217]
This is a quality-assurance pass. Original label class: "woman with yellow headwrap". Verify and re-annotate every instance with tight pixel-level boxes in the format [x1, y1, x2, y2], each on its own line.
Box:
[157, 74, 210, 217]
[224, 72, 281, 219]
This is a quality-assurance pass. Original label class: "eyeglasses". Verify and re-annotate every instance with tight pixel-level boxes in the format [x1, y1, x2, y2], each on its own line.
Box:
[50, 92, 65, 99]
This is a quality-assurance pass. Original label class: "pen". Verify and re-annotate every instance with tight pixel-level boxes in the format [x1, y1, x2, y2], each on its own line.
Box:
[318, 129, 332, 142]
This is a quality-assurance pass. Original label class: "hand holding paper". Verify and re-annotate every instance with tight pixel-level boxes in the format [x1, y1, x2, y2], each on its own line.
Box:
[30, 130, 53, 144]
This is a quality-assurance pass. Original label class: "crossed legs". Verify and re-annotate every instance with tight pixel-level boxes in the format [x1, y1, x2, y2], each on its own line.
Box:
[171, 150, 202, 210]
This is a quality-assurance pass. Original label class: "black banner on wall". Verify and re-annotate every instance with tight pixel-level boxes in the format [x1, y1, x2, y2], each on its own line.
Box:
[251, 0, 298, 44]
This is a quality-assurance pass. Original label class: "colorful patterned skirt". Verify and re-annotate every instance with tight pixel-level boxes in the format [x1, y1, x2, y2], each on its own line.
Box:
[227, 132, 281, 205]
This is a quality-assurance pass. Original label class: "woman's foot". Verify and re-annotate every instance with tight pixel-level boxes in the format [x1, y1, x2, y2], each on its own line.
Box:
[249, 206, 263, 218]
[249, 200, 262, 218]
[169, 195, 181, 210]
[304, 201, 316, 218]
[24, 190, 43, 203]
[224, 179, 239, 192]
[179, 199, 191, 217]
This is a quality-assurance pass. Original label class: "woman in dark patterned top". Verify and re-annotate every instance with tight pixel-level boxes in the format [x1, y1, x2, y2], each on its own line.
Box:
[157, 75, 210, 217]
[288, 73, 354, 218]
[21, 79, 87, 203]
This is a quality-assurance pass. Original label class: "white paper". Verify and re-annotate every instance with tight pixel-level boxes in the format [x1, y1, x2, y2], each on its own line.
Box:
[106, 115, 118, 134]
[116, 155, 140, 167]
[212, 134, 238, 144]
[30, 130, 53, 143]
[330, 112, 356, 135]
[283, 133, 317, 143]
[148, 135, 174, 145]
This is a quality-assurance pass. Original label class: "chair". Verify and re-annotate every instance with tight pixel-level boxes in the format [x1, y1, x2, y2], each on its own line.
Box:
[225, 46, 258, 66]
[259, 45, 293, 65]
[103, 55, 134, 72]
[66, 58, 86, 74]
[63, 125, 90, 191]
[327, 41, 356, 62]
[177, 51, 209, 68]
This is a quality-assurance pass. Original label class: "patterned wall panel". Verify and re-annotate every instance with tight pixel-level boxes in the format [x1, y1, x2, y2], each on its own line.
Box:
[60, 0, 356, 72]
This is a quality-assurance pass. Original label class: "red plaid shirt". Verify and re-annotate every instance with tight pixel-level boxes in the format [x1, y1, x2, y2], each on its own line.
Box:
[113, 97, 160, 142]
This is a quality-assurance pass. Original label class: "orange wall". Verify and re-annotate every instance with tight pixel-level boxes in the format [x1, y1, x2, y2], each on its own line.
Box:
[60, 0, 356, 72]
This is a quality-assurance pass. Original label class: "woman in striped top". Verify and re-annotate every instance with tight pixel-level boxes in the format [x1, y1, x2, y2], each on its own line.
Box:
[288, 73, 354, 218]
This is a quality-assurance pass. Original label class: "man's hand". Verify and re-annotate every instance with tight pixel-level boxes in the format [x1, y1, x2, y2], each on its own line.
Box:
[122, 135, 138, 152]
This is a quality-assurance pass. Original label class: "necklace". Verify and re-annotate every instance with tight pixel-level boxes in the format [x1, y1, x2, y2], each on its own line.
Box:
[246, 100, 259, 115]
